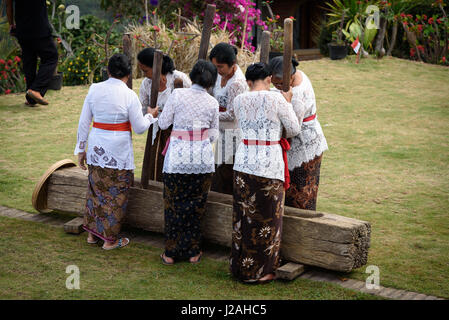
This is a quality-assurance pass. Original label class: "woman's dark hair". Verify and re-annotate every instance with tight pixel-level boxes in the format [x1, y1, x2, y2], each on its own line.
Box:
[268, 56, 299, 78]
[245, 62, 271, 82]
[209, 42, 238, 67]
[137, 47, 175, 75]
[108, 53, 131, 79]
[189, 59, 218, 89]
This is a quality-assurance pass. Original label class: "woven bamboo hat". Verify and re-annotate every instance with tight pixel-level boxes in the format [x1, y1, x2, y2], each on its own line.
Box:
[32, 159, 77, 213]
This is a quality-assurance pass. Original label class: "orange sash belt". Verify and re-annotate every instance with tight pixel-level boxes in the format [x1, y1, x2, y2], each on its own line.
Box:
[93, 121, 131, 131]
[242, 138, 291, 190]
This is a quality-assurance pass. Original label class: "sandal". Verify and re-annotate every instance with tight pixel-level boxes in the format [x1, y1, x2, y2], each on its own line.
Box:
[26, 90, 48, 105]
[87, 238, 98, 244]
[102, 238, 129, 250]
[189, 252, 203, 264]
[160, 253, 174, 266]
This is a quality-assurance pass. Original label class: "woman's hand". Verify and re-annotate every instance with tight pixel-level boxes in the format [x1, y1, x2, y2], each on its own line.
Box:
[281, 88, 293, 103]
[147, 106, 159, 118]
[78, 152, 87, 170]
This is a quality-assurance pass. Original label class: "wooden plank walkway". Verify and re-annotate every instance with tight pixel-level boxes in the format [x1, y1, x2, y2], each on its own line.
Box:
[0, 205, 445, 300]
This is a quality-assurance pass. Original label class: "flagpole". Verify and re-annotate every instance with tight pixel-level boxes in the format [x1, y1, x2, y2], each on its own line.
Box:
[356, 46, 361, 64]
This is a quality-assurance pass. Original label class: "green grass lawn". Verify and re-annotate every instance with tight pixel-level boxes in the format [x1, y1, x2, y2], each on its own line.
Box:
[0, 55, 448, 299]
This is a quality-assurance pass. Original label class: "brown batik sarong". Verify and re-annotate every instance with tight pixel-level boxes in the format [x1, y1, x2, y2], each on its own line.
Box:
[230, 171, 284, 282]
[83, 165, 134, 242]
[285, 154, 323, 210]
[146, 125, 173, 182]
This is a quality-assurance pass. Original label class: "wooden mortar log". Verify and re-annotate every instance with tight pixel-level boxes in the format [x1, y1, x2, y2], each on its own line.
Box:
[46, 166, 370, 272]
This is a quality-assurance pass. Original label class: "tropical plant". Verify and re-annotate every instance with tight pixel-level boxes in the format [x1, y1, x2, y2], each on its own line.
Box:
[325, 0, 380, 52]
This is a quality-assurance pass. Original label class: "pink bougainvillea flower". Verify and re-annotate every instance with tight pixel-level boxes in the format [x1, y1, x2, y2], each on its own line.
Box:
[0, 59, 5, 64]
[443, 57, 446, 63]
[5, 89, 11, 94]
[7, 59, 12, 65]
[14, 56, 21, 63]
[428, 17, 434, 24]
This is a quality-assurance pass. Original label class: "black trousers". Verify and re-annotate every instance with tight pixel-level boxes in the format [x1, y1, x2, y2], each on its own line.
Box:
[17, 36, 58, 103]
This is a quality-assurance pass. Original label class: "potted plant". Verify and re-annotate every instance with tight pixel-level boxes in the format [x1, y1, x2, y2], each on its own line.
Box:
[262, 1, 286, 60]
[327, 11, 348, 60]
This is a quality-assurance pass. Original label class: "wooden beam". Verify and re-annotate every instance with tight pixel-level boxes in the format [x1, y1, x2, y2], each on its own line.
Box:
[260, 30, 271, 64]
[64, 217, 84, 234]
[141, 49, 163, 189]
[275, 262, 305, 280]
[198, 4, 216, 60]
[122, 33, 133, 89]
[282, 18, 293, 92]
[46, 166, 371, 272]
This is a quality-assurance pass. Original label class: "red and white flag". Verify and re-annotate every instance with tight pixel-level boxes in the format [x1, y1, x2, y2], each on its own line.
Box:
[351, 36, 361, 54]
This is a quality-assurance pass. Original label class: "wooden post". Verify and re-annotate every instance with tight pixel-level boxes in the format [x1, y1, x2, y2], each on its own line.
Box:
[282, 18, 293, 92]
[123, 33, 133, 89]
[260, 31, 271, 64]
[141, 49, 163, 189]
[198, 4, 216, 60]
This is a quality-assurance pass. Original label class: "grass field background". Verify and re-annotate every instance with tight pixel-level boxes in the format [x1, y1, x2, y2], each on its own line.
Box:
[0, 55, 448, 299]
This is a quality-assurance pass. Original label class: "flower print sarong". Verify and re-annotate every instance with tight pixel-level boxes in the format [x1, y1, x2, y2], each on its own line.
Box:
[83, 165, 134, 242]
[230, 171, 285, 281]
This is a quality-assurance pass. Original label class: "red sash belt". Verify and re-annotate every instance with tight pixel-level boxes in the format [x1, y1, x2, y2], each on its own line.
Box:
[161, 128, 209, 156]
[242, 138, 291, 190]
[93, 121, 131, 131]
[303, 114, 316, 122]
[219, 106, 227, 112]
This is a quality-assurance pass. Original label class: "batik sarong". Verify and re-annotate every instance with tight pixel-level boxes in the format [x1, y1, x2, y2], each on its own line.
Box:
[230, 171, 284, 282]
[285, 154, 323, 210]
[83, 165, 134, 242]
[163, 172, 213, 260]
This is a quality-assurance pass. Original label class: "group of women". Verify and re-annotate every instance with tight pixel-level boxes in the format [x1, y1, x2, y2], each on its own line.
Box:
[74, 42, 328, 283]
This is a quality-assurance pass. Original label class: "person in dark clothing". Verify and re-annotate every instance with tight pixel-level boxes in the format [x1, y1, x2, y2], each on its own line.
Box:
[6, 0, 58, 106]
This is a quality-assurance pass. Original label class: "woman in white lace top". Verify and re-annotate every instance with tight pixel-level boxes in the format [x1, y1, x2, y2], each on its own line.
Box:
[230, 63, 300, 284]
[137, 48, 192, 182]
[269, 56, 328, 210]
[209, 43, 248, 195]
[157, 60, 219, 266]
[74, 54, 157, 250]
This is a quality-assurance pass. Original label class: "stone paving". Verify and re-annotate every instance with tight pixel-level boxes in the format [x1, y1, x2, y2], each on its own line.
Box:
[0, 205, 445, 300]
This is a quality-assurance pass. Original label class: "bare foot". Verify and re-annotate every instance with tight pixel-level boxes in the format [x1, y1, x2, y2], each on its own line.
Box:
[258, 273, 276, 282]
[161, 252, 174, 264]
[189, 252, 202, 263]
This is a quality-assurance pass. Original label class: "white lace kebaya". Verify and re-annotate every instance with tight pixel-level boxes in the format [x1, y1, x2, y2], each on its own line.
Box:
[212, 65, 248, 164]
[158, 84, 219, 174]
[74, 77, 157, 170]
[233, 90, 301, 181]
[139, 69, 192, 114]
[140, 70, 192, 146]
[288, 70, 328, 169]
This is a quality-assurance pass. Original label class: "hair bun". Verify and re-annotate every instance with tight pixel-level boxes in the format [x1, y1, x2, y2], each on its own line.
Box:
[292, 58, 299, 67]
